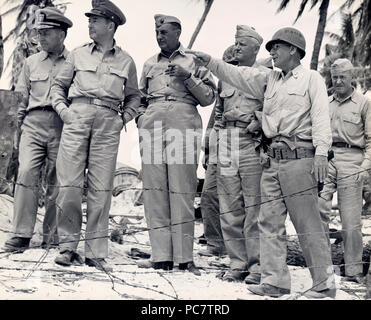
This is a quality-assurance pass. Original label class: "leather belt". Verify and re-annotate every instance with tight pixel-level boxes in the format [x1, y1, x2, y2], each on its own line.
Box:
[266, 146, 315, 160]
[27, 105, 54, 113]
[332, 142, 362, 149]
[225, 120, 250, 128]
[72, 97, 121, 113]
[148, 95, 196, 105]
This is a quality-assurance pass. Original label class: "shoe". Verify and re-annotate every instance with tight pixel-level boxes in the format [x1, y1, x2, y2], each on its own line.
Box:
[198, 234, 207, 245]
[343, 274, 365, 284]
[303, 288, 336, 299]
[136, 260, 173, 271]
[55, 250, 84, 266]
[198, 248, 227, 258]
[179, 261, 201, 276]
[221, 269, 248, 282]
[247, 284, 290, 298]
[85, 257, 113, 272]
[41, 241, 58, 249]
[3, 237, 30, 253]
[244, 273, 261, 285]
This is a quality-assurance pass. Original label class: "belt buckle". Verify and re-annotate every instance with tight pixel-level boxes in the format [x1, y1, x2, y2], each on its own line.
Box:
[274, 148, 282, 160]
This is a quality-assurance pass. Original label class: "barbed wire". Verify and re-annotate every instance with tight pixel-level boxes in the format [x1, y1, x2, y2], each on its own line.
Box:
[0, 167, 370, 299]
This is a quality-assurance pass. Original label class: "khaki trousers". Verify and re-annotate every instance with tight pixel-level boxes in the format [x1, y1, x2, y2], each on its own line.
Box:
[56, 103, 123, 259]
[13, 109, 62, 243]
[139, 101, 202, 264]
[259, 157, 334, 291]
[217, 128, 261, 272]
[319, 147, 364, 276]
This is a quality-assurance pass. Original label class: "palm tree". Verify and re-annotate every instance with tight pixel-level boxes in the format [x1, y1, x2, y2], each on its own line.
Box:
[0, 15, 3, 78]
[187, 0, 214, 49]
[321, 0, 371, 93]
[0, 0, 68, 88]
[274, 0, 330, 70]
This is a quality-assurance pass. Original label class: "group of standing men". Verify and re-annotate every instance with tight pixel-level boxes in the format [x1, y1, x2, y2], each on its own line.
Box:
[2, 0, 370, 299]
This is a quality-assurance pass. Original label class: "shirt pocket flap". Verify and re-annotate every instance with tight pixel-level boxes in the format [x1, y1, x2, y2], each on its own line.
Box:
[109, 67, 127, 79]
[287, 87, 306, 96]
[219, 88, 235, 98]
[343, 113, 361, 124]
[29, 73, 49, 81]
[75, 61, 97, 72]
[147, 67, 163, 79]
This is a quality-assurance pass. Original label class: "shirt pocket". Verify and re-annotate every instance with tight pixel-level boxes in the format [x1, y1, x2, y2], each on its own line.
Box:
[74, 62, 98, 91]
[286, 86, 307, 111]
[103, 67, 127, 98]
[263, 90, 277, 115]
[342, 112, 362, 137]
[146, 67, 165, 94]
[219, 88, 235, 103]
[29, 73, 49, 98]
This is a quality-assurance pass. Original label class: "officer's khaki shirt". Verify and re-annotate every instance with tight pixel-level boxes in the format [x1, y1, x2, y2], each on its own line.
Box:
[214, 63, 270, 128]
[206, 59, 332, 156]
[16, 47, 69, 125]
[51, 41, 140, 123]
[330, 90, 371, 169]
[139, 44, 215, 114]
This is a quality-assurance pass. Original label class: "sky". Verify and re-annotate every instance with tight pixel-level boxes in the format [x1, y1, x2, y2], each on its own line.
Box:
[0, 0, 352, 176]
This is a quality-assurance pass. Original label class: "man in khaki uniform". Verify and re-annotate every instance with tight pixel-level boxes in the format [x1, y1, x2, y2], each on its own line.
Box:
[213, 26, 270, 284]
[187, 27, 336, 298]
[319, 58, 371, 284]
[136, 14, 216, 275]
[51, 1, 140, 271]
[3, 7, 72, 252]
[198, 45, 237, 258]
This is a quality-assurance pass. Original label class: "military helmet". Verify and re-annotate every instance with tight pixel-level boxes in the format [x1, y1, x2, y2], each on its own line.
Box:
[265, 27, 306, 59]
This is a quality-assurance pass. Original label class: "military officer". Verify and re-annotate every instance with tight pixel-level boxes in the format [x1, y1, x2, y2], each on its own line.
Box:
[3, 7, 72, 252]
[136, 14, 216, 275]
[198, 45, 237, 258]
[187, 27, 336, 298]
[51, 0, 140, 271]
[213, 26, 270, 284]
[319, 58, 371, 284]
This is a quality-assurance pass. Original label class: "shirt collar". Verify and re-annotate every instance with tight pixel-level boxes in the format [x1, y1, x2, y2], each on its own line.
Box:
[279, 64, 303, 80]
[41, 46, 69, 61]
[333, 88, 356, 104]
[89, 39, 118, 54]
[157, 43, 185, 61]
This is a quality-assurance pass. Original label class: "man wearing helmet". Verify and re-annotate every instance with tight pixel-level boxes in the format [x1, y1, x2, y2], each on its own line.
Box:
[187, 27, 336, 299]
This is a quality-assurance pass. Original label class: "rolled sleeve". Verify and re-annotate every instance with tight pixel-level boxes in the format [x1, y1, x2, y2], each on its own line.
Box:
[122, 59, 141, 124]
[184, 66, 216, 106]
[15, 62, 30, 126]
[362, 98, 371, 170]
[51, 52, 75, 116]
[308, 71, 332, 157]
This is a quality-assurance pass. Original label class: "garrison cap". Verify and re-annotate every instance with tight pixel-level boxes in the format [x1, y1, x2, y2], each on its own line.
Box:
[222, 45, 238, 64]
[85, 0, 126, 26]
[235, 25, 263, 45]
[35, 7, 73, 30]
[154, 14, 181, 29]
[331, 58, 354, 74]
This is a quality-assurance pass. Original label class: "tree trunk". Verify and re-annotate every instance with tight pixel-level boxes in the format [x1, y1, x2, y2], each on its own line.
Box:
[0, 90, 22, 195]
[0, 14, 3, 78]
[310, 0, 329, 70]
[187, 0, 214, 49]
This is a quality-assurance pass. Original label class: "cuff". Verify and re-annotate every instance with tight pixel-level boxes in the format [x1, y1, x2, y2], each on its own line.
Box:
[183, 74, 200, 89]
[361, 158, 371, 171]
[315, 145, 329, 157]
[55, 103, 68, 117]
[123, 112, 133, 125]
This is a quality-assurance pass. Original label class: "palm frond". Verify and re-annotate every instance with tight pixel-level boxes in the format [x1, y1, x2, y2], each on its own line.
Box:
[294, 0, 309, 23]
[276, 0, 291, 13]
